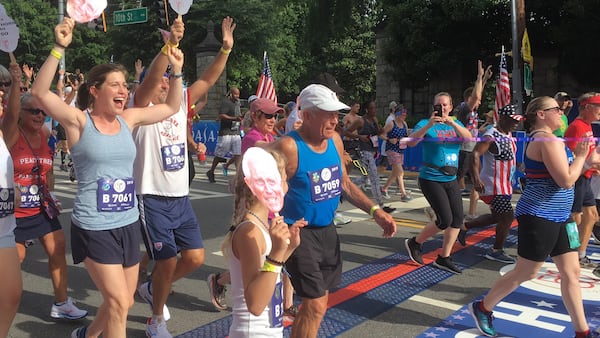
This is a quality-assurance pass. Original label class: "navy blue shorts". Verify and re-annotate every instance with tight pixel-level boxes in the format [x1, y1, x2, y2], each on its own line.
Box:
[572, 176, 595, 213]
[15, 212, 62, 243]
[285, 224, 342, 299]
[71, 221, 141, 267]
[139, 195, 204, 260]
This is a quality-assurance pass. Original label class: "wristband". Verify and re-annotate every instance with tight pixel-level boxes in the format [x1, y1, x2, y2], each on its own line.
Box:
[260, 261, 282, 273]
[265, 255, 284, 266]
[166, 40, 179, 47]
[161, 44, 172, 55]
[220, 47, 231, 55]
[170, 72, 183, 79]
[50, 49, 63, 60]
[369, 205, 381, 217]
[54, 42, 67, 49]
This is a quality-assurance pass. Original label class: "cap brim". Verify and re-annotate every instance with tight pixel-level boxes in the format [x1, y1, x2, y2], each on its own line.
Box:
[316, 102, 351, 111]
[510, 115, 524, 121]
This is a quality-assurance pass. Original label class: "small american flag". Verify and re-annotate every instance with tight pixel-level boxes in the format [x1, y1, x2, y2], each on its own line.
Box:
[256, 51, 278, 103]
[494, 46, 511, 123]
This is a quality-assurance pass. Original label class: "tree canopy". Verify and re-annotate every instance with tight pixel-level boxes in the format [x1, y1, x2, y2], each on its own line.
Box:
[1, 0, 597, 104]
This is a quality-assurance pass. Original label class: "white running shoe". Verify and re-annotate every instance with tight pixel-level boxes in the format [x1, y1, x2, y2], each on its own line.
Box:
[146, 317, 172, 338]
[50, 297, 88, 320]
[138, 281, 171, 321]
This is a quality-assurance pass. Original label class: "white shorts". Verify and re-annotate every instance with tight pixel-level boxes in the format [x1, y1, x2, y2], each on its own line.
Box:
[214, 134, 242, 158]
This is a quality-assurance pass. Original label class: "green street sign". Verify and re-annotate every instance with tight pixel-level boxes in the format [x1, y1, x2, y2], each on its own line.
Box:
[113, 7, 148, 26]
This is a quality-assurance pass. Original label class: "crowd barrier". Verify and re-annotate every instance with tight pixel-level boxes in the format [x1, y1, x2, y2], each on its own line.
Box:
[192, 121, 527, 190]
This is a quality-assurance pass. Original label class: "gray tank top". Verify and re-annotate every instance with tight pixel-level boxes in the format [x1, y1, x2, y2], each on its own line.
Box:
[70, 112, 139, 230]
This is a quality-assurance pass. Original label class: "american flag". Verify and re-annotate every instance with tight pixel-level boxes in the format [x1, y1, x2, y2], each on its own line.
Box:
[256, 51, 278, 103]
[494, 47, 511, 123]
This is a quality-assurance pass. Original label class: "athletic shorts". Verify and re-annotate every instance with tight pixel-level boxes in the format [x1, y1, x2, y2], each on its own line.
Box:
[0, 231, 16, 248]
[517, 214, 576, 262]
[14, 212, 62, 243]
[457, 150, 474, 179]
[71, 220, 141, 267]
[139, 195, 204, 260]
[480, 195, 513, 214]
[214, 134, 241, 158]
[572, 176, 595, 213]
[386, 150, 405, 166]
[285, 224, 342, 299]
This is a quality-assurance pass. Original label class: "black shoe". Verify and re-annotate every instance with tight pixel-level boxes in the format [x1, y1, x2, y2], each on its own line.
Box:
[206, 170, 216, 183]
[432, 255, 462, 274]
[457, 229, 467, 246]
[404, 237, 424, 265]
[382, 205, 396, 213]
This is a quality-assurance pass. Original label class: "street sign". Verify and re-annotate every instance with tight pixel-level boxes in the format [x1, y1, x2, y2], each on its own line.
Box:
[113, 7, 148, 26]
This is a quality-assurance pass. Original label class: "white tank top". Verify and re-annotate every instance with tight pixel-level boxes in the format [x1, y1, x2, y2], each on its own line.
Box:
[132, 89, 190, 196]
[228, 220, 283, 338]
[0, 136, 16, 238]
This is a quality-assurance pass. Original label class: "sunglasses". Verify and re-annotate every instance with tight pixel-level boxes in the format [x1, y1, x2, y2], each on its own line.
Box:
[262, 113, 276, 119]
[20, 87, 28, 92]
[23, 108, 47, 116]
[0, 81, 11, 86]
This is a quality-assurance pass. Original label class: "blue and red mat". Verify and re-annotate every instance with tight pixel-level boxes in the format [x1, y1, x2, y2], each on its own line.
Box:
[179, 223, 600, 338]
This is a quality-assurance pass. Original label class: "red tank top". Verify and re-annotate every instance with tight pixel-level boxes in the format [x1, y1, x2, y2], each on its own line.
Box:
[10, 130, 53, 218]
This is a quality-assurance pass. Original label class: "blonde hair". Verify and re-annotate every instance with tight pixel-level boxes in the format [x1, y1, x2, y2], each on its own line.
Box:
[221, 149, 287, 256]
[523, 96, 554, 132]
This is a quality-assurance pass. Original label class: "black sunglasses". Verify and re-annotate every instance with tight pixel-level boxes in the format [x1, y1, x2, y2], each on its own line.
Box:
[262, 113, 276, 119]
[23, 108, 47, 116]
[0, 81, 11, 86]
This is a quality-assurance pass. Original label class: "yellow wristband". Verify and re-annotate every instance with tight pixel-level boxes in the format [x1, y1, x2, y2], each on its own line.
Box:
[369, 205, 381, 217]
[260, 261, 283, 273]
[166, 40, 179, 48]
[220, 47, 231, 55]
[50, 49, 62, 60]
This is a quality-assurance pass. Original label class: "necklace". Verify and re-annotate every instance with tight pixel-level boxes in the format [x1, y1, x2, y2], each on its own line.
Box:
[247, 210, 269, 231]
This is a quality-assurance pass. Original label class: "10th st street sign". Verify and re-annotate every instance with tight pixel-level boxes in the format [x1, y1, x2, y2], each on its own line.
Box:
[113, 7, 148, 26]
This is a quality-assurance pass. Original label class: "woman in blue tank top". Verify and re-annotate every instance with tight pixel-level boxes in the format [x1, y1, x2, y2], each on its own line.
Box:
[31, 18, 185, 338]
[468, 96, 600, 338]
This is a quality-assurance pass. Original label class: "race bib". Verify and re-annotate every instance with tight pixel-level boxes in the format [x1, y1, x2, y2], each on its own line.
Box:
[269, 281, 283, 328]
[309, 165, 342, 203]
[97, 177, 135, 212]
[0, 188, 15, 218]
[161, 143, 186, 171]
[444, 153, 459, 167]
[18, 184, 41, 208]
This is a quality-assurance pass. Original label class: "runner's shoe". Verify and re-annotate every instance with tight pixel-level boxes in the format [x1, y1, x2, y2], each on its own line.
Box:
[484, 249, 516, 264]
[50, 297, 88, 320]
[593, 266, 600, 279]
[382, 205, 396, 213]
[580, 330, 600, 338]
[146, 317, 172, 338]
[381, 188, 391, 199]
[404, 237, 424, 265]
[401, 192, 412, 202]
[207, 273, 227, 311]
[137, 281, 171, 321]
[469, 301, 497, 337]
[432, 255, 462, 274]
[591, 226, 600, 245]
[71, 326, 87, 338]
[580, 256, 597, 269]
[206, 170, 216, 183]
[333, 212, 352, 226]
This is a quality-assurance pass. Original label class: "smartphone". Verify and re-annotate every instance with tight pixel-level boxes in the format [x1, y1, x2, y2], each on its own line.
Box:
[433, 104, 443, 117]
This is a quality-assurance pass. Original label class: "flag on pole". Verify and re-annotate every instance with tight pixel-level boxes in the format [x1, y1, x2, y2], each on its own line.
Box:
[256, 51, 277, 104]
[494, 46, 511, 123]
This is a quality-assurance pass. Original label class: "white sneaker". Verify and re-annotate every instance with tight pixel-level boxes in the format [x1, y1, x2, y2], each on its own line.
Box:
[50, 297, 88, 320]
[138, 281, 171, 321]
[381, 189, 391, 199]
[146, 317, 172, 338]
[333, 212, 352, 226]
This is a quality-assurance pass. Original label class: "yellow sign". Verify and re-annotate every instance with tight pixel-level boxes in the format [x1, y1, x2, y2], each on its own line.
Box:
[522, 29, 533, 70]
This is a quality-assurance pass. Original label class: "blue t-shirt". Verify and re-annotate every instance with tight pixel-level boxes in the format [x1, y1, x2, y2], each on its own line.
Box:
[414, 119, 464, 182]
